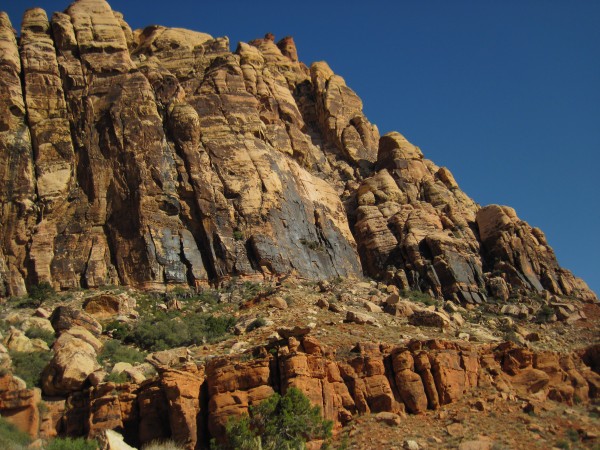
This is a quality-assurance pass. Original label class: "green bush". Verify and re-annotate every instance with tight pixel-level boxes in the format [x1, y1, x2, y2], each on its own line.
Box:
[103, 320, 132, 341]
[29, 281, 55, 301]
[12, 282, 57, 308]
[123, 313, 236, 351]
[45, 437, 98, 450]
[25, 327, 55, 347]
[401, 289, 436, 306]
[240, 282, 263, 300]
[185, 314, 236, 344]
[9, 351, 52, 388]
[97, 339, 146, 366]
[105, 372, 128, 384]
[0, 416, 31, 450]
[127, 314, 189, 351]
[536, 305, 555, 323]
[246, 317, 267, 332]
[214, 387, 333, 450]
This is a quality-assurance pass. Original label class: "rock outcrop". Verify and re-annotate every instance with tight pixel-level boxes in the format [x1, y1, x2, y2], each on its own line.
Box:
[352, 132, 596, 303]
[0, 374, 41, 437]
[9, 336, 595, 448]
[0, 0, 595, 305]
[0, 0, 593, 304]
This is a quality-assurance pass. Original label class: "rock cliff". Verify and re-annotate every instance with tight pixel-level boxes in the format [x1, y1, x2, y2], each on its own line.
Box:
[0, 0, 595, 305]
[2, 334, 598, 449]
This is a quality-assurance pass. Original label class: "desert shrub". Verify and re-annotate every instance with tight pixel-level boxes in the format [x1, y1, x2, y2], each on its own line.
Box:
[29, 281, 55, 301]
[9, 351, 52, 388]
[0, 416, 31, 450]
[240, 281, 263, 300]
[299, 238, 324, 251]
[13, 282, 57, 308]
[185, 314, 236, 344]
[214, 387, 333, 450]
[566, 428, 579, 442]
[123, 312, 235, 351]
[45, 437, 98, 450]
[246, 317, 267, 332]
[105, 372, 128, 384]
[401, 289, 436, 306]
[536, 305, 555, 323]
[103, 320, 131, 341]
[195, 289, 220, 305]
[25, 327, 55, 346]
[97, 339, 146, 365]
[127, 314, 189, 351]
[233, 229, 244, 241]
[0, 319, 10, 334]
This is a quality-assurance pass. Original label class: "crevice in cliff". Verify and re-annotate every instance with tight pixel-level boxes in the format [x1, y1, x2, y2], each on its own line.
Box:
[167, 140, 218, 282]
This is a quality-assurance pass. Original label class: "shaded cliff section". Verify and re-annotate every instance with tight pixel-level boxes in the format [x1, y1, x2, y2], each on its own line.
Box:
[0, 0, 595, 303]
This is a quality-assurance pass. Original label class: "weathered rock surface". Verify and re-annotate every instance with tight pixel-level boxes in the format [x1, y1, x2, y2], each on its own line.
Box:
[352, 132, 596, 303]
[23, 336, 596, 448]
[0, 0, 595, 307]
[0, 374, 41, 437]
[83, 293, 136, 319]
[42, 330, 101, 396]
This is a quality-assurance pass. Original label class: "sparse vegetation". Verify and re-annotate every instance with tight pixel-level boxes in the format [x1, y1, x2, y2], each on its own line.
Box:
[213, 387, 332, 450]
[536, 305, 555, 323]
[9, 350, 52, 388]
[45, 437, 99, 450]
[300, 238, 324, 252]
[401, 289, 437, 306]
[246, 317, 267, 332]
[105, 372, 128, 384]
[119, 312, 236, 351]
[97, 339, 146, 366]
[233, 229, 244, 241]
[25, 327, 55, 347]
[12, 282, 57, 308]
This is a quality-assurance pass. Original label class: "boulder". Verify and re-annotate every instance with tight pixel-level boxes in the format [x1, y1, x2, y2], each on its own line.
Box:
[42, 332, 101, 396]
[345, 311, 376, 325]
[0, 374, 41, 438]
[269, 296, 288, 310]
[278, 323, 316, 339]
[83, 293, 136, 319]
[408, 310, 451, 329]
[50, 306, 102, 337]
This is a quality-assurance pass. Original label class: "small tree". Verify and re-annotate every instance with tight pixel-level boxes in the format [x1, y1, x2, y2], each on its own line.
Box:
[215, 388, 333, 450]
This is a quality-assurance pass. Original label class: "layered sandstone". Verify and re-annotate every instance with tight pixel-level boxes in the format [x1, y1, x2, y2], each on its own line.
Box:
[1, 335, 596, 448]
[0, 1, 595, 304]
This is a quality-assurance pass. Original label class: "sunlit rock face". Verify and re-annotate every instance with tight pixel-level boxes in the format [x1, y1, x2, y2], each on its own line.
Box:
[0, 0, 595, 304]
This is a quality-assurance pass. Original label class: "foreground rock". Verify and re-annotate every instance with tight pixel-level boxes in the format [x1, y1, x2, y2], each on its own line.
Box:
[0, 334, 592, 448]
[42, 306, 103, 396]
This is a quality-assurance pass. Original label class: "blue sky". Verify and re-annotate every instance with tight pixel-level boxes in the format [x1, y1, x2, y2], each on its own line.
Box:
[4, 1, 599, 295]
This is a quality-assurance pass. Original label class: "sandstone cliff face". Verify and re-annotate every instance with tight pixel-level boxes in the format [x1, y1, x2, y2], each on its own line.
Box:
[0, 0, 595, 304]
[2, 335, 596, 449]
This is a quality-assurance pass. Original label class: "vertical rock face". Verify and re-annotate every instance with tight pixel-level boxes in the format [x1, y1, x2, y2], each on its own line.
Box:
[44, 337, 600, 448]
[0, 12, 36, 297]
[0, 0, 364, 296]
[0, 0, 595, 303]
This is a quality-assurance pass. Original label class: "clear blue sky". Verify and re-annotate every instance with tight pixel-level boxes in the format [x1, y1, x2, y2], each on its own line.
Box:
[4, 1, 599, 295]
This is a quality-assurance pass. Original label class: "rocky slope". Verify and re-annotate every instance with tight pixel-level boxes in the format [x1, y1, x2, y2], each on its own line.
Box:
[0, 1, 599, 449]
[0, 0, 595, 305]
[0, 279, 599, 449]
